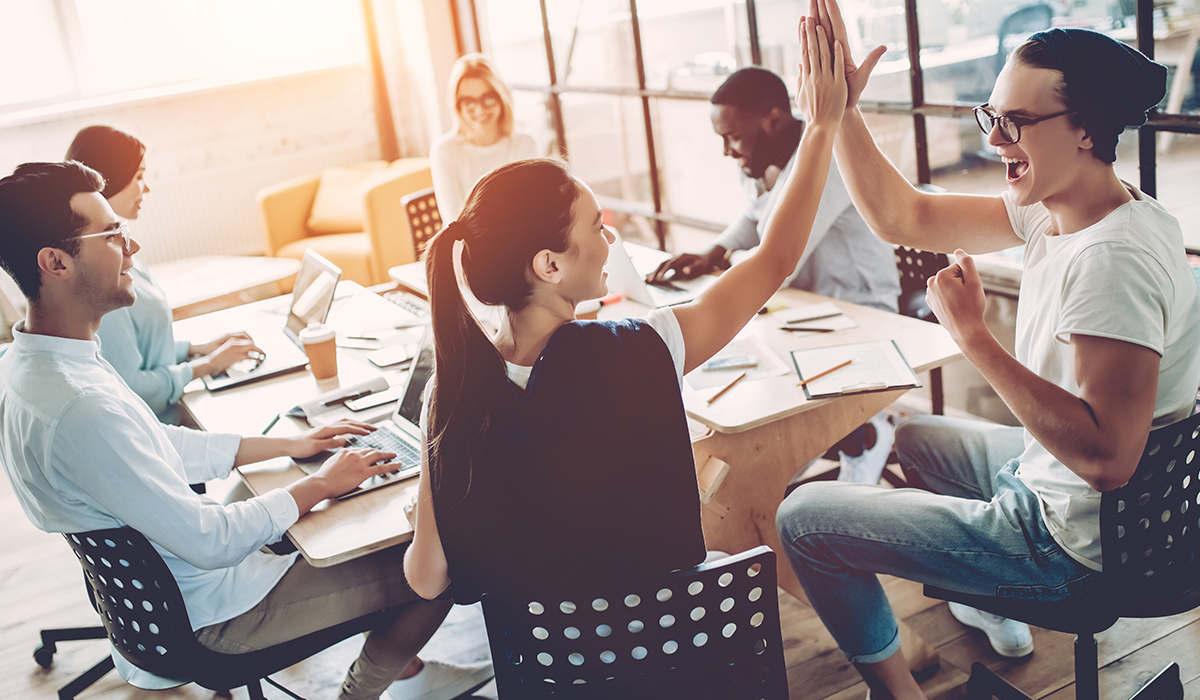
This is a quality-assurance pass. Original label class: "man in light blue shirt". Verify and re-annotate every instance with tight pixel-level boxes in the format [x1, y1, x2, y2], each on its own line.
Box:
[0, 162, 490, 700]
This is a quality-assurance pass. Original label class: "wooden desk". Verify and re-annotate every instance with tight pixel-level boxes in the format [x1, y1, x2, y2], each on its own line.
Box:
[678, 290, 961, 604]
[380, 269, 965, 601]
[177, 282, 426, 567]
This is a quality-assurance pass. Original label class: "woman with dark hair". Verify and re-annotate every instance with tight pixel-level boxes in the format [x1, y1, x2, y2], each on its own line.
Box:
[774, 2, 1200, 699]
[403, 19, 848, 604]
[67, 126, 262, 423]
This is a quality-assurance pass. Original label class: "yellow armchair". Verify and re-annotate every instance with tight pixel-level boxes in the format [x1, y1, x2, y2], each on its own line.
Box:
[256, 158, 433, 285]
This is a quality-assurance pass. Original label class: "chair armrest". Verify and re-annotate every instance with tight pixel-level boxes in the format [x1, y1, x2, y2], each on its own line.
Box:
[363, 158, 433, 282]
[256, 174, 320, 255]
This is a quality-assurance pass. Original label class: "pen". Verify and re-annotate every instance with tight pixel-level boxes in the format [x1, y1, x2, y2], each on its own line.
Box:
[261, 413, 281, 435]
[707, 371, 747, 405]
[798, 359, 853, 387]
[780, 326, 837, 333]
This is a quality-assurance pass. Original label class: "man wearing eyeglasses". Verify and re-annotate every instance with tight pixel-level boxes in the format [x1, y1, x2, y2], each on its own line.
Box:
[0, 162, 492, 700]
[774, 3, 1200, 699]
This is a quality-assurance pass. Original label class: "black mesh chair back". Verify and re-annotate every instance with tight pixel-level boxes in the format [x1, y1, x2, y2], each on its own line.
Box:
[65, 526, 384, 699]
[925, 411, 1200, 700]
[1101, 414, 1200, 617]
[481, 546, 787, 700]
[401, 187, 441, 259]
[894, 246, 950, 321]
[996, 3, 1053, 73]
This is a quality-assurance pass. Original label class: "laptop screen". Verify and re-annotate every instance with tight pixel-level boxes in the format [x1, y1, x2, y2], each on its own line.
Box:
[395, 326, 435, 427]
[285, 250, 342, 341]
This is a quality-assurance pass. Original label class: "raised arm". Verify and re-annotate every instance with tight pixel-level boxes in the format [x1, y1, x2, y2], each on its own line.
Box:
[812, 0, 1021, 254]
[672, 17, 845, 373]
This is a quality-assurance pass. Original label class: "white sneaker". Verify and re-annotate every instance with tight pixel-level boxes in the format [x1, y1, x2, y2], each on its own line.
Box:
[838, 414, 895, 484]
[948, 602, 1034, 658]
[385, 659, 494, 700]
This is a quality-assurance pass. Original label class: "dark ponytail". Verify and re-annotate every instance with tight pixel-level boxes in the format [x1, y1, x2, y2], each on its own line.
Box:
[424, 158, 580, 499]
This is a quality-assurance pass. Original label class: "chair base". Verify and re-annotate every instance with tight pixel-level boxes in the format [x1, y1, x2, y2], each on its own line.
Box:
[963, 661, 1182, 700]
[35, 625, 115, 700]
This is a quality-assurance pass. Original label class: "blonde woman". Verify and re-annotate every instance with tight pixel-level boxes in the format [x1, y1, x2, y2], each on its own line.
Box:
[429, 54, 537, 221]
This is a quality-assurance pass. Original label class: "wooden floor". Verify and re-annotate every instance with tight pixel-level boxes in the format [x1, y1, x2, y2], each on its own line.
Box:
[3, 461, 1199, 700]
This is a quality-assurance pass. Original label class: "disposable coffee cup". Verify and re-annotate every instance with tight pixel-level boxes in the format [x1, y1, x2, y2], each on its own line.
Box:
[299, 322, 338, 380]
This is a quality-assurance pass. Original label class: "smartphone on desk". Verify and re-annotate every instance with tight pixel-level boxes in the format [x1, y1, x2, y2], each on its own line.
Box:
[367, 343, 416, 368]
[345, 385, 404, 411]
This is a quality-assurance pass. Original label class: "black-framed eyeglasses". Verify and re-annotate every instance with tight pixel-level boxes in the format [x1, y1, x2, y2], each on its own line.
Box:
[74, 224, 133, 253]
[457, 92, 500, 113]
[973, 104, 1075, 144]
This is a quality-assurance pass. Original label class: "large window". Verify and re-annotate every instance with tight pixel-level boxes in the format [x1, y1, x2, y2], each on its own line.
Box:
[0, 0, 366, 114]
[456, 0, 1200, 249]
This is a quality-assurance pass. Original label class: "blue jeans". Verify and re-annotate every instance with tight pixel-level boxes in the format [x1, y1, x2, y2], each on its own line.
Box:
[775, 415, 1100, 663]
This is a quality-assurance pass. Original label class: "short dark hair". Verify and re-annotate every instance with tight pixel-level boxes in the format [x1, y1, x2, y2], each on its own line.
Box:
[711, 67, 791, 114]
[0, 162, 105, 301]
[65, 125, 145, 198]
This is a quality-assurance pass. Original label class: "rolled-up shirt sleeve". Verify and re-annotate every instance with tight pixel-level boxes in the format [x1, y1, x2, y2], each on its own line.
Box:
[48, 395, 298, 570]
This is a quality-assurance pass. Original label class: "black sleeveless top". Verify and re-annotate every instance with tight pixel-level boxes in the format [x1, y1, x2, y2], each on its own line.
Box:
[432, 318, 706, 604]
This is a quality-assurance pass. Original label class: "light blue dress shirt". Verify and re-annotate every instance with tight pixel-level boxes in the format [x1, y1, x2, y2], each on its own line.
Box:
[96, 261, 192, 423]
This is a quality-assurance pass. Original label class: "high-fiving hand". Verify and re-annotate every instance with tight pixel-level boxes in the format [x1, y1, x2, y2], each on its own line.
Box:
[806, 0, 887, 111]
[795, 15, 848, 129]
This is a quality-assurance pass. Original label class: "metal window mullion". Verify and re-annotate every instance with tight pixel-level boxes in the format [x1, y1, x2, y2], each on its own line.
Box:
[903, 0, 931, 185]
[1136, 0, 1157, 197]
[627, 0, 667, 249]
[746, 0, 762, 66]
[538, 0, 568, 157]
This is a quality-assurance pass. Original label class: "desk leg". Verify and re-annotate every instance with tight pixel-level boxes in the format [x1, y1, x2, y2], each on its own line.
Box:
[692, 388, 939, 674]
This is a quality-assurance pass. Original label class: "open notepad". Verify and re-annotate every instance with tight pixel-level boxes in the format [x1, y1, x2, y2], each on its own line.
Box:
[791, 340, 921, 400]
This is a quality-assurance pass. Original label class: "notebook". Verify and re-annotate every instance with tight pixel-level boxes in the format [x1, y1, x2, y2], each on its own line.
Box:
[791, 340, 921, 400]
[604, 233, 716, 308]
[297, 326, 435, 499]
[203, 250, 341, 391]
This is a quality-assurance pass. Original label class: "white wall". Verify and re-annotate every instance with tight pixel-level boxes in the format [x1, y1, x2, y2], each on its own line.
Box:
[0, 65, 382, 264]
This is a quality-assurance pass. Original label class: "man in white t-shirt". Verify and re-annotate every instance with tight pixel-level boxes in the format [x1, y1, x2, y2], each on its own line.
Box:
[0, 162, 492, 700]
[775, 4, 1200, 699]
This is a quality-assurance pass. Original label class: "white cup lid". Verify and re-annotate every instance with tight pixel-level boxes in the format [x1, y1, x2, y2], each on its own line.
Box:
[299, 322, 335, 344]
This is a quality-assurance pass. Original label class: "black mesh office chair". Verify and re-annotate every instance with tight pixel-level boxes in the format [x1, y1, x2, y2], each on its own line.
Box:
[34, 483, 212, 700]
[925, 411, 1200, 700]
[995, 3, 1053, 74]
[894, 245, 951, 416]
[56, 526, 386, 700]
[401, 187, 441, 260]
[481, 546, 788, 699]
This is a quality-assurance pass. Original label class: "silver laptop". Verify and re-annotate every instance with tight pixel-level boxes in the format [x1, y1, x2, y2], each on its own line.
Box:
[203, 250, 342, 391]
[604, 233, 716, 308]
[298, 326, 435, 499]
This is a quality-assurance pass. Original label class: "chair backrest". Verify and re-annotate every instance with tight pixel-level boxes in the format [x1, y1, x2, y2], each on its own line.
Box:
[400, 188, 441, 260]
[64, 527, 201, 681]
[894, 246, 950, 322]
[1101, 411, 1200, 612]
[481, 546, 788, 699]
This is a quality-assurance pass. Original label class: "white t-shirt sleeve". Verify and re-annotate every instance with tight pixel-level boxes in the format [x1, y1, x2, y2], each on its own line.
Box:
[643, 307, 686, 385]
[1057, 241, 1170, 355]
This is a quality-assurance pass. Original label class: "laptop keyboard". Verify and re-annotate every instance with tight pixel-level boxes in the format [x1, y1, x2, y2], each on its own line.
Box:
[383, 291, 430, 319]
[330, 425, 422, 500]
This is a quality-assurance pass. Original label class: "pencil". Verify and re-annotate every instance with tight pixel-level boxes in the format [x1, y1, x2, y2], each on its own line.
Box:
[707, 371, 748, 405]
[797, 359, 853, 387]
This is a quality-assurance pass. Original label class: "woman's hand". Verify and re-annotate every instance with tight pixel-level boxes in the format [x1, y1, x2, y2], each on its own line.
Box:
[287, 419, 377, 459]
[189, 335, 265, 378]
[808, 0, 886, 111]
[795, 16, 847, 131]
[190, 331, 254, 357]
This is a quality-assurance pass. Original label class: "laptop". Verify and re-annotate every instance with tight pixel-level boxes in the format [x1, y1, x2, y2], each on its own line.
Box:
[203, 250, 342, 392]
[298, 326, 436, 499]
[604, 233, 716, 308]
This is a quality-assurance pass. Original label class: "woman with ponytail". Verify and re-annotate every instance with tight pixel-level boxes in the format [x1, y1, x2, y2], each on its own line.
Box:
[404, 18, 849, 602]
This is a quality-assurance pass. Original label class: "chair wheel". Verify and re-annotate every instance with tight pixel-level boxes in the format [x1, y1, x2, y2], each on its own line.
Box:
[33, 643, 54, 668]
